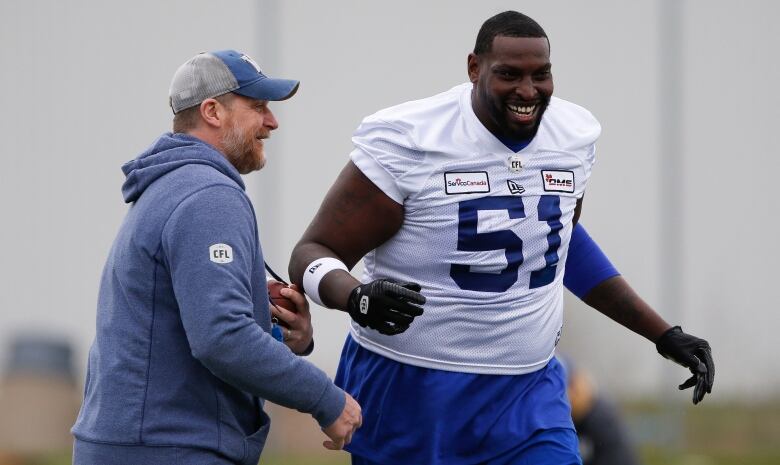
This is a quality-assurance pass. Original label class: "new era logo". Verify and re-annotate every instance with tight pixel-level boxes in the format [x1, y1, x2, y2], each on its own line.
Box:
[507, 180, 525, 195]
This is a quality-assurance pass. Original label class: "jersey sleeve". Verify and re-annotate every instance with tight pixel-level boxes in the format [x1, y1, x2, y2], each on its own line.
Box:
[563, 223, 620, 298]
[161, 185, 344, 427]
[350, 117, 426, 204]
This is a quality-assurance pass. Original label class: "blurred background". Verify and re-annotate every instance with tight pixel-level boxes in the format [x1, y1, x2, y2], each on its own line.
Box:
[1, 0, 778, 464]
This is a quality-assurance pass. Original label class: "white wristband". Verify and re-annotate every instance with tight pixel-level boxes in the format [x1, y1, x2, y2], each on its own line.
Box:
[302, 257, 349, 307]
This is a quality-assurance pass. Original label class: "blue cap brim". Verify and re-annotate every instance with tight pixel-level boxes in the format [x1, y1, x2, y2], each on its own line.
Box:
[233, 76, 300, 101]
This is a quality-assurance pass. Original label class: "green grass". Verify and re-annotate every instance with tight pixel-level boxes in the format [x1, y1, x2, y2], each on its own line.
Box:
[627, 401, 780, 465]
[643, 449, 780, 465]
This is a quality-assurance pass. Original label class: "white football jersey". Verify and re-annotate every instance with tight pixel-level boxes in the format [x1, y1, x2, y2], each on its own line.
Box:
[349, 83, 601, 375]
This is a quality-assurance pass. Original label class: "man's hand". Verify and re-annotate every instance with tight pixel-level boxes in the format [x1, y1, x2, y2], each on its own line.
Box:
[347, 280, 425, 335]
[655, 326, 715, 404]
[270, 283, 314, 355]
[322, 393, 362, 450]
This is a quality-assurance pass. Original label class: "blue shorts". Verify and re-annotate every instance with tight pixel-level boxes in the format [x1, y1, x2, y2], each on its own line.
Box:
[335, 334, 579, 465]
[352, 428, 581, 465]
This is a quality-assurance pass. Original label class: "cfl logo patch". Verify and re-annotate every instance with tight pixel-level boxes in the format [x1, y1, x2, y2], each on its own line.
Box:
[209, 243, 233, 264]
[508, 154, 524, 172]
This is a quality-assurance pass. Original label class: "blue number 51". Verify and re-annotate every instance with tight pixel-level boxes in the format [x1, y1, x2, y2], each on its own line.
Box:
[449, 195, 563, 292]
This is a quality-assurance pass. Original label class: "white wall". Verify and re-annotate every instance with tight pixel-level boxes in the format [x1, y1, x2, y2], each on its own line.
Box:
[1, 0, 778, 400]
[0, 0, 261, 374]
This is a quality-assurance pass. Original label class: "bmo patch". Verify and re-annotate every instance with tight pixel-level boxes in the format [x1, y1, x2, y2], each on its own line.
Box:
[541, 170, 575, 193]
[444, 171, 490, 195]
[209, 243, 233, 264]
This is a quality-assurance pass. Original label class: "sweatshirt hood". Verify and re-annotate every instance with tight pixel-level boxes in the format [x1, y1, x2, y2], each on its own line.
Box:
[121, 132, 245, 203]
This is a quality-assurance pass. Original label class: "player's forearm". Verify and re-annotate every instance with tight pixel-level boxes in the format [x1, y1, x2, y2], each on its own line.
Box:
[582, 276, 671, 342]
[289, 241, 360, 311]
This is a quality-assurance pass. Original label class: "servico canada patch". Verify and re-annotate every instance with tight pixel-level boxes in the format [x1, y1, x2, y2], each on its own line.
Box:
[444, 171, 490, 194]
[541, 170, 575, 193]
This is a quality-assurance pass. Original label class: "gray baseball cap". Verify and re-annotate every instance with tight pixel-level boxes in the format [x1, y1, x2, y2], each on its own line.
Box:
[169, 50, 299, 114]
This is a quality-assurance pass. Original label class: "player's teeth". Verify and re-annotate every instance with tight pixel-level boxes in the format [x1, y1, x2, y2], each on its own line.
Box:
[509, 104, 535, 115]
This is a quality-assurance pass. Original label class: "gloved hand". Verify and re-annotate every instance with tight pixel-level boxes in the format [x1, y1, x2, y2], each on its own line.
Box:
[347, 279, 425, 335]
[655, 326, 715, 404]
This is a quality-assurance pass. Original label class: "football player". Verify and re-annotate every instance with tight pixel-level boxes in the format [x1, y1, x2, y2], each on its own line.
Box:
[290, 11, 713, 465]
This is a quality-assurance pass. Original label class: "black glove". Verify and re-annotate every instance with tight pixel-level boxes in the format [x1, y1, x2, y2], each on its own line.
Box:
[347, 279, 426, 335]
[655, 326, 715, 404]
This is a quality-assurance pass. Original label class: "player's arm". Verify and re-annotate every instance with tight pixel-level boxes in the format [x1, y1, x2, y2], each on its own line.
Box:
[565, 223, 715, 403]
[566, 220, 670, 341]
[289, 161, 425, 335]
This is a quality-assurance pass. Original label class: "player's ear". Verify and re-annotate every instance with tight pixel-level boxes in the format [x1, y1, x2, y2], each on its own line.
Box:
[467, 53, 480, 84]
[199, 98, 224, 129]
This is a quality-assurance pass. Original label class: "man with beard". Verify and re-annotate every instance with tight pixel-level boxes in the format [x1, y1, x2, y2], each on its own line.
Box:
[72, 50, 361, 465]
[288, 12, 713, 465]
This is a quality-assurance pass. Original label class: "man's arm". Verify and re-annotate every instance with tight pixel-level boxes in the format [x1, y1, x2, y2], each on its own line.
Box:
[565, 224, 715, 403]
[290, 162, 403, 307]
[581, 276, 671, 342]
[289, 161, 425, 333]
[163, 185, 349, 427]
[565, 223, 672, 340]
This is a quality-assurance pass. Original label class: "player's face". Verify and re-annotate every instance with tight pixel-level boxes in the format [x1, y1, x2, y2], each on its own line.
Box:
[220, 96, 279, 174]
[468, 36, 553, 141]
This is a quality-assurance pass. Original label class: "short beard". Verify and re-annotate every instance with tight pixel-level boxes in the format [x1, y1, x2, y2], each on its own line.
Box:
[493, 94, 551, 141]
[221, 122, 264, 174]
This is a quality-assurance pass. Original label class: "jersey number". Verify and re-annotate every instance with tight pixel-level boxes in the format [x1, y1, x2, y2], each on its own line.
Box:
[450, 195, 563, 292]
